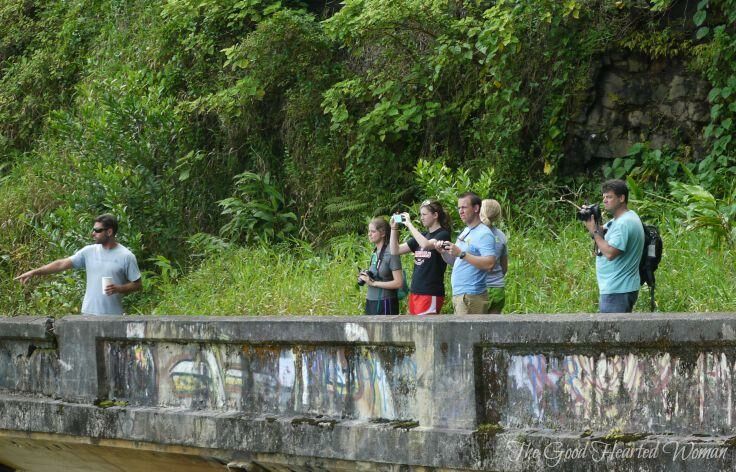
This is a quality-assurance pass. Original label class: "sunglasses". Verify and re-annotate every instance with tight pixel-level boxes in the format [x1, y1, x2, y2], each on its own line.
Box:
[92, 227, 108, 233]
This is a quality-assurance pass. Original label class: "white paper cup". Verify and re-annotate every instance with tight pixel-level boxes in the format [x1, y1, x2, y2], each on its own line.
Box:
[102, 277, 113, 295]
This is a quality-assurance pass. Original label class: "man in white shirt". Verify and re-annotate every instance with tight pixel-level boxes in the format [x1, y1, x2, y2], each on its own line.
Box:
[15, 214, 142, 315]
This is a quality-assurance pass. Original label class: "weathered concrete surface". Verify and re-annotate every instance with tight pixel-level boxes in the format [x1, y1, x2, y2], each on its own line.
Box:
[2, 314, 736, 471]
[0, 317, 58, 397]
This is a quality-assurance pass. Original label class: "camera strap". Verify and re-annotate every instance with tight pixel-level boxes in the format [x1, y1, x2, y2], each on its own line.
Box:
[372, 244, 388, 273]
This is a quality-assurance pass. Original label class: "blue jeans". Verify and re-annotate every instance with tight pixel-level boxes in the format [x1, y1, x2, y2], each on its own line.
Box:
[599, 291, 639, 313]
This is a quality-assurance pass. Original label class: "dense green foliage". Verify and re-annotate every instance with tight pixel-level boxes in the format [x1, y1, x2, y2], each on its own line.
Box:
[0, 0, 734, 315]
[151, 221, 736, 315]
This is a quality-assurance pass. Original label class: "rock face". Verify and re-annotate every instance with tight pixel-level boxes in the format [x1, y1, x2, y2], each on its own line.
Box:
[563, 52, 711, 173]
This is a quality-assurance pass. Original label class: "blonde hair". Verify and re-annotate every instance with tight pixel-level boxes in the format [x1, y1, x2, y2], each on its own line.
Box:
[480, 199, 502, 227]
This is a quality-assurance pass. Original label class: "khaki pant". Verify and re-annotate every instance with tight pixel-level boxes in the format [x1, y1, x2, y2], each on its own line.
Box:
[452, 293, 489, 315]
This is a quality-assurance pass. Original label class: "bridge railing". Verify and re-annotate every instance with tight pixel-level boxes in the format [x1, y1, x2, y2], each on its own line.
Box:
[2, 313, 736, 470]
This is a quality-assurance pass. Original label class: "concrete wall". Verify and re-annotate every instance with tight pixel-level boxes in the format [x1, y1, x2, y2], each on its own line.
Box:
[2, 314, 736, 471]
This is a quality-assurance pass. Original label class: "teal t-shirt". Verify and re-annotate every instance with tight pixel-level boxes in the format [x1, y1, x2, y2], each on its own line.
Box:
[596, 210, 644, 295]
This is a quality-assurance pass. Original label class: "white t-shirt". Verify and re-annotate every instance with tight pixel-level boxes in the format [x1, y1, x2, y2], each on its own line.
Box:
[70, 244, 141, 315]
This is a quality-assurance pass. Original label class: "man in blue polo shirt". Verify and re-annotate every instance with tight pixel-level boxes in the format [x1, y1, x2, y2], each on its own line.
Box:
[437, 192, 496, 314]
[583, 179, 644, 313]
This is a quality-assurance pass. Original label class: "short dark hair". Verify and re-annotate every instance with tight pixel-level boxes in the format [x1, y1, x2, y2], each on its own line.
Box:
[458, 192, 482, 208]
[95, 214, 118, 235]
[602, 179, 629, 203]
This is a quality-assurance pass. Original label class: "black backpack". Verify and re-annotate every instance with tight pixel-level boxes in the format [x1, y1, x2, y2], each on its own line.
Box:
[639, 224, 663, 311]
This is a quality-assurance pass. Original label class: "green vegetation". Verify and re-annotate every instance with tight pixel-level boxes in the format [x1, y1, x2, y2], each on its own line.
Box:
[475, 423, 505, 436]
[1, 0, 735, 316]
[150, 237, 367, 315]
[599, 428, 648, 444]
[148, 219, 736, 315]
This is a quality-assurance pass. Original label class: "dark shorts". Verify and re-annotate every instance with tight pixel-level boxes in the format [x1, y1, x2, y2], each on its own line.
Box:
[365, 298, 400, 315]
[599, 291, 639, 313]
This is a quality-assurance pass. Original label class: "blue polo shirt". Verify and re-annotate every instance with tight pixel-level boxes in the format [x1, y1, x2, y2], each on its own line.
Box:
[596, 210, 644, 294]
[451, 224, 496, 296]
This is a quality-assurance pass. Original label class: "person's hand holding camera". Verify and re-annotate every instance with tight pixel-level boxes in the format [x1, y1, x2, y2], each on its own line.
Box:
[583, 211, 599, 234]
[390, 213, 406, 230]
[357, 270, 375, 287]
[435, 240, 457, 256]
[578, 204, 602, 235]
[398, 212, 412, 229]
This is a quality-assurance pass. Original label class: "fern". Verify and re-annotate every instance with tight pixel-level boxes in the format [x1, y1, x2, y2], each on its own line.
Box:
[321, 196, 371, 238]
[670, 181, 736, 248]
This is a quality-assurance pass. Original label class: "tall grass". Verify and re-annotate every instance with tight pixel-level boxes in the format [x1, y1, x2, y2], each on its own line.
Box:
[505, 223, 598, 314]
[147, 222, 736, 316]
[149, 237, 370, 316]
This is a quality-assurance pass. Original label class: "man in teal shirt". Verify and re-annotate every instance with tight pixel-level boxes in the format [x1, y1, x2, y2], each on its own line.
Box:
[583, 180, 644, 313]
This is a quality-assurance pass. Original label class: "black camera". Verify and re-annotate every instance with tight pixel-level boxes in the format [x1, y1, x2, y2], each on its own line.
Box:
[357, 269, 378, 286]
[577, 204, 602, 225]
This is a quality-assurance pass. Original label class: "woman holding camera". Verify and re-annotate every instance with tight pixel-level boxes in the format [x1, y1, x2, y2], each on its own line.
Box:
[389, 200, 452, 315]
[359, 217, 404, 315]
[480, 199, 508, 313]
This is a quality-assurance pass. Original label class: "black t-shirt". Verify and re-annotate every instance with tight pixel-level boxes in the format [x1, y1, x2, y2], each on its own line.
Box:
[406, 228, 451, 296]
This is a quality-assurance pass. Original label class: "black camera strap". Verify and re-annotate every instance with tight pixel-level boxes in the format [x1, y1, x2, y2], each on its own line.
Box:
[371, 244, 388, 273]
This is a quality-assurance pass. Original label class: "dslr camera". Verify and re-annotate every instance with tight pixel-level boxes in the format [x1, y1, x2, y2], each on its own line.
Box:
[577, 203, 602, 225]
[357, 269, 378, 286]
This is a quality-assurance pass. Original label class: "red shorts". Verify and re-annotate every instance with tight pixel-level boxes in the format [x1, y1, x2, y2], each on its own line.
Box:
[408, 294, 444, 315]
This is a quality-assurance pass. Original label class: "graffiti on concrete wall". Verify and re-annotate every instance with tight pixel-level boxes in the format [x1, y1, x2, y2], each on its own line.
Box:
[482, 349, 736, 434]
[158, 346, 240, 410]
[241, 345, 416, 420]
[104, 343, 158, 405]
[102, 342, 243, 410]
[102, 342, 417, 420]
[0, 342, 59, 397]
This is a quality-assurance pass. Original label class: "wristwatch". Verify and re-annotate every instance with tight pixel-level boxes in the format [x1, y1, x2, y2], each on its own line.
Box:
[458, 251, 467, 259]
[591, 229, 600, 238]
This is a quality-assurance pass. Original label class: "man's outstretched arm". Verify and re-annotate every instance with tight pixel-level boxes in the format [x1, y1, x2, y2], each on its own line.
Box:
[15, 258, 74, 284]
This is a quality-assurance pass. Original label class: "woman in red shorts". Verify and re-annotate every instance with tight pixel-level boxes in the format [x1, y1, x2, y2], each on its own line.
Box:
[389, 200, 452, 315]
